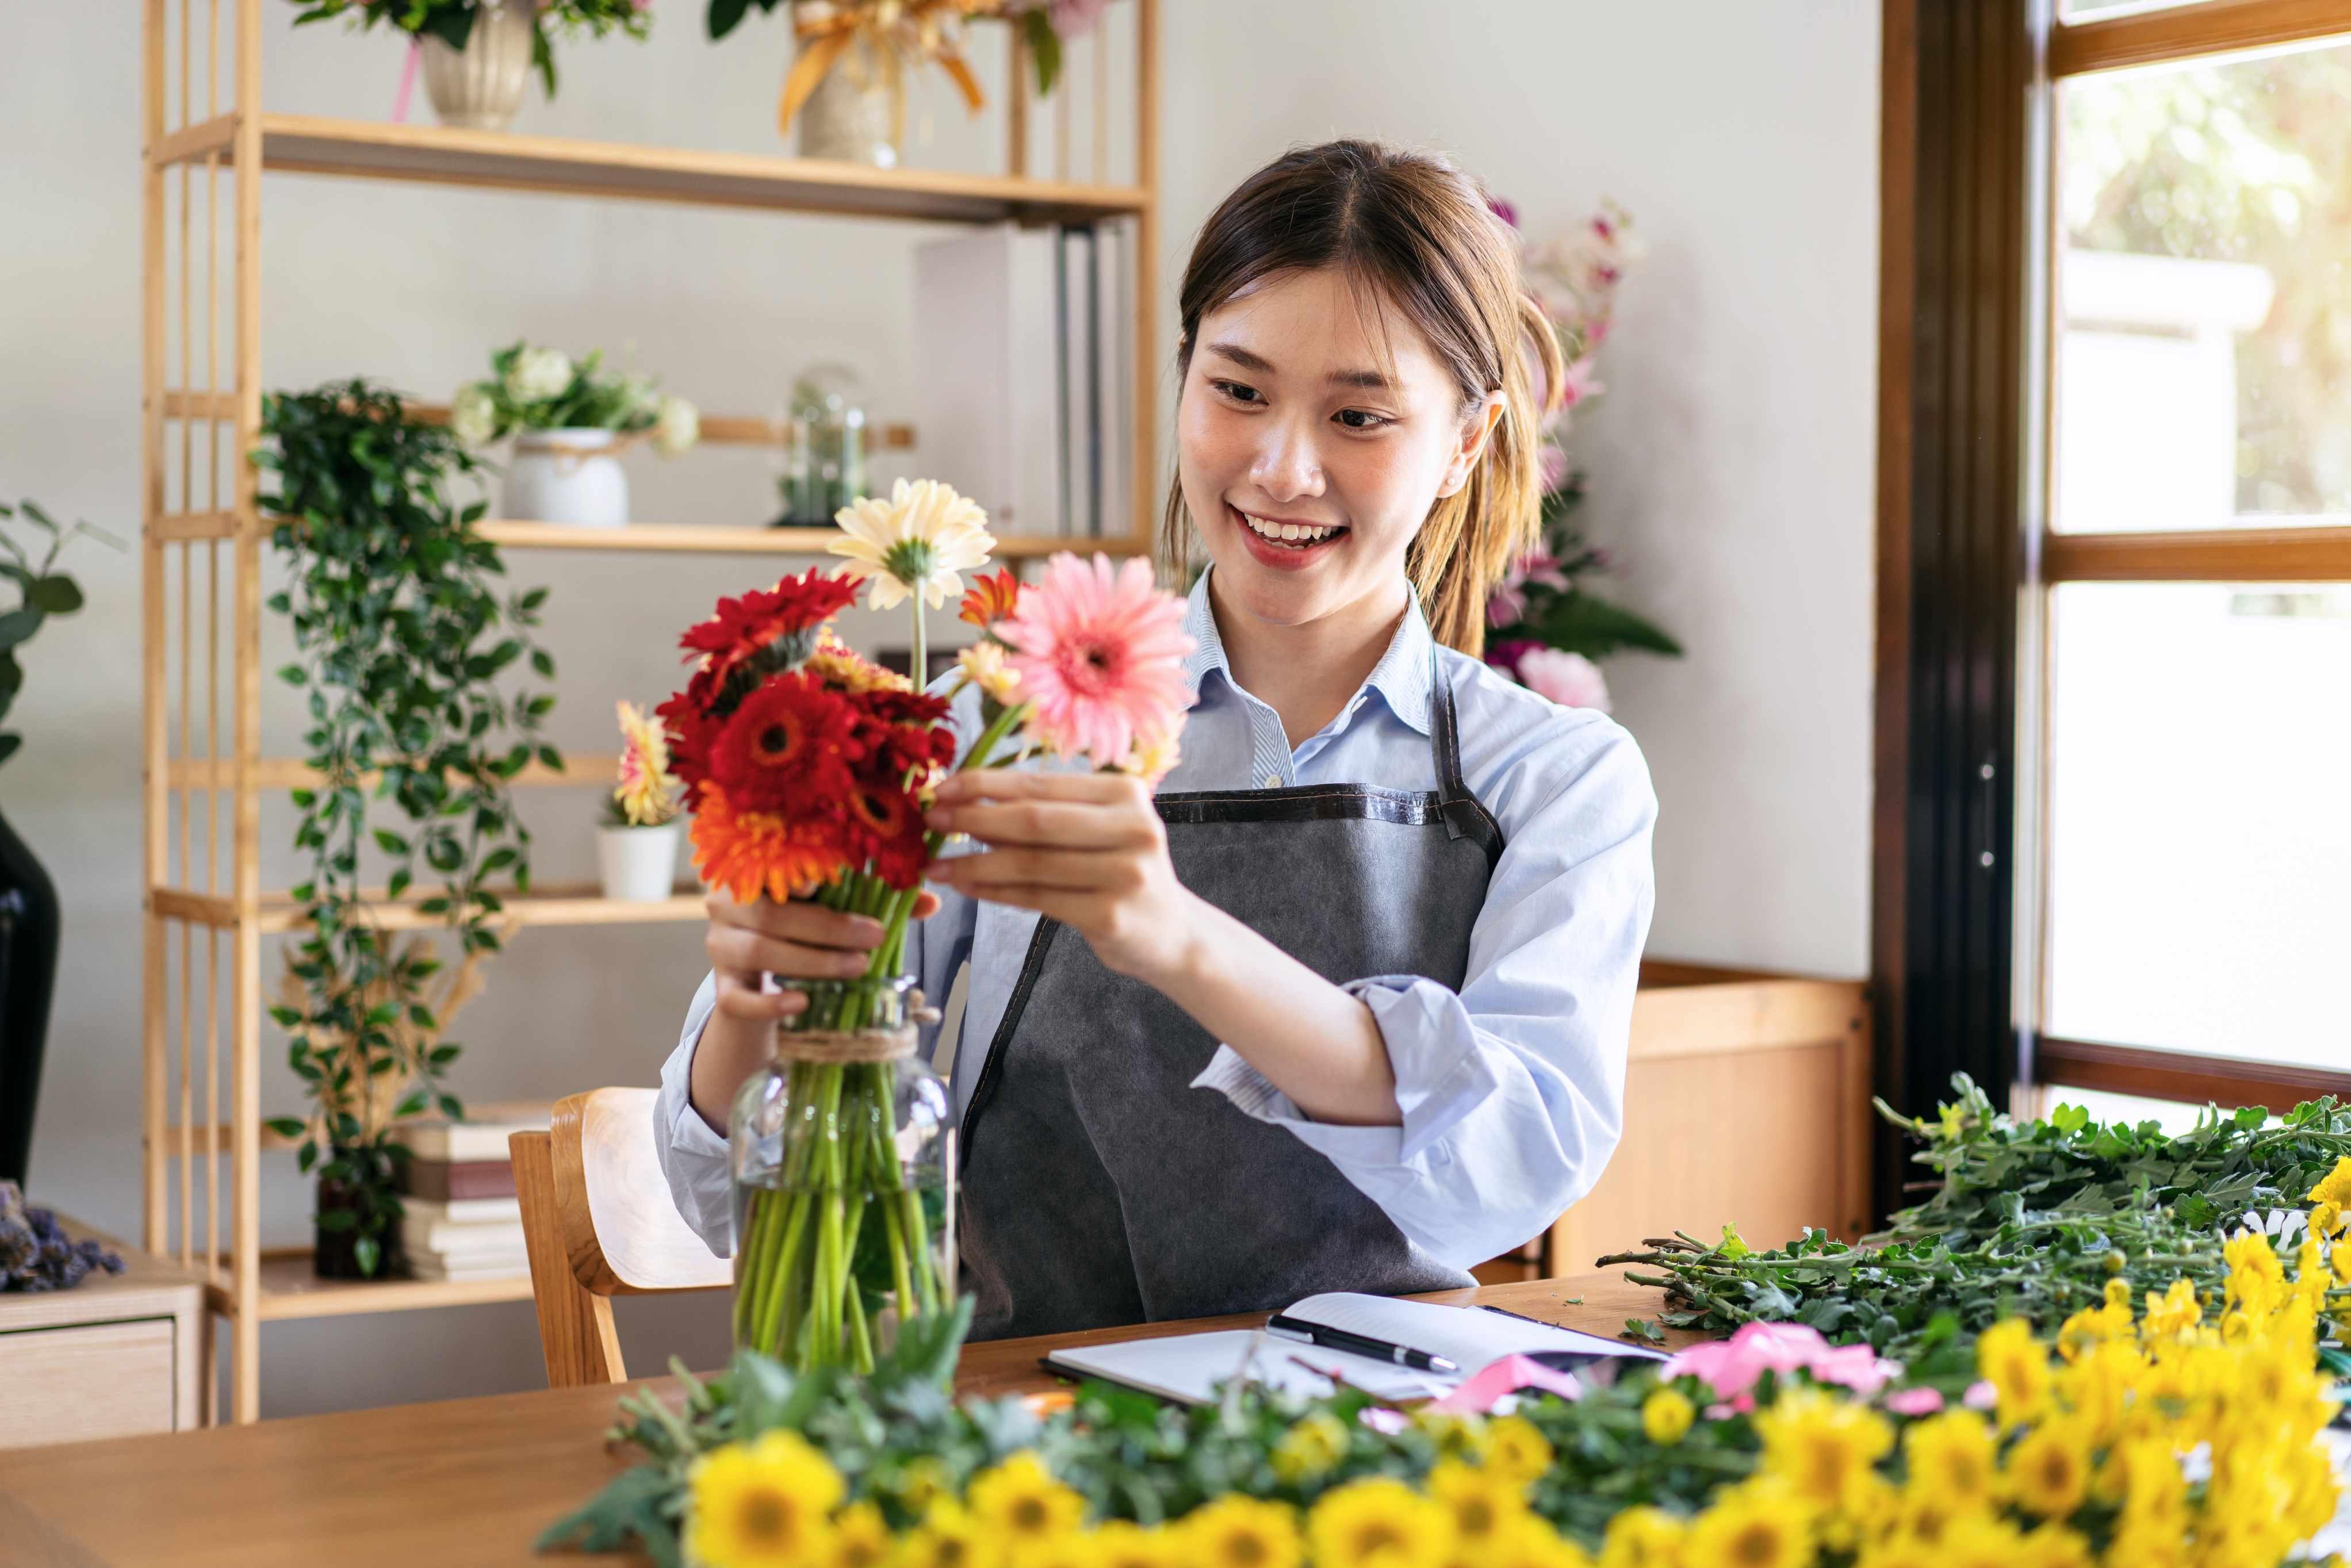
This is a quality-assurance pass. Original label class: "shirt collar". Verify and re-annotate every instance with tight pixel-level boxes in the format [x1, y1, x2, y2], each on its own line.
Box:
[1179, 565, 1435, 737]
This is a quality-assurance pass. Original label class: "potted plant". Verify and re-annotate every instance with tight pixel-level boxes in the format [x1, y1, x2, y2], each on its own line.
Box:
[288, 0, 656, 133]
[254, 379, 561, 1279]
[450, 342, 699, 530]
[600, 700, 684, 902]
[0, 500, 116, 1188]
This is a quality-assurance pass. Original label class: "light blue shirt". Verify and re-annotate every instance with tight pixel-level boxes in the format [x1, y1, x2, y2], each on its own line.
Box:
[655, 569, 1658, 1273]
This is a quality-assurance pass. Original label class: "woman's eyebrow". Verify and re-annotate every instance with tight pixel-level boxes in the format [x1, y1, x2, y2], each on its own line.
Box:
[1205, 341, 1392, 391]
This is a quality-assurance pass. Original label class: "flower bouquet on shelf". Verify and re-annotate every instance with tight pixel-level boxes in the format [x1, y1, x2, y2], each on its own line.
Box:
[660, 477, 1191, 1374]
[1485, 200, 1682, 712]
[598, 701, 686, 903]
[450, 341, 699, 529]
[288, 1, 654, 122]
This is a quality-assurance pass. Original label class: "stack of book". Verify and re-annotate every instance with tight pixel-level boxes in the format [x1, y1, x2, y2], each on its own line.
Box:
[394, 1101, 552, 1282]
[914, 218, 1136, 542]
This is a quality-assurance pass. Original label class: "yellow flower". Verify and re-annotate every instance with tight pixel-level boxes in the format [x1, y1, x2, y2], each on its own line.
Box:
[1641, 1387, 1695, 1446]
[1752, 1387, 1893, 1511]
[1180, 1494, 1303, 1568]
[1412, 1410, 1493, 1464]
[890, 1456, 954, 1513]
[966, 1451, 1085, 1544]
[1307, 1476, 1456, 1568]
[1427, 1458, 1529, 1554]
[1008, 1531, 1104, 1568]
[2011, 1522, 2094, 1568]
[956, 640, 1023, 705]
[894, 1498, 1003, 1568]
[1597, 1506, 1686, 1568]
[830, 1500, 893, 1568]
[2310, 1198, 2344, 1240]
[2000, 1423, 2090, 1518]
[2307, 1155, 2351, 1210]
[613, 699, 682, 826]
[1931, 1514, 2027, 1568]
[832, 478, 995, 611]
[684, 1431, 844, 1568]
[1900, 1410, 1997, 1502]
[1974, 1318, 2051, 1425]
[1090, 1520, 1177, 1568]
[2224, 1230, 2286, 1318]
[1854, 1535, 1943, 1568]
[1271, 1412, 1350, 1486]
[1484, 1416, 1556, 1488]
[1881, 1479, 1963, 1546]
[2137, 1277, 2203, 1341]
[1117, 725, 1181, 787]
[808, 628, 914, 695]
[1479, 1513, 1594, 1568]
[1679, 1482, 1810, 1568]
[2331, 1239, 2351, 1287]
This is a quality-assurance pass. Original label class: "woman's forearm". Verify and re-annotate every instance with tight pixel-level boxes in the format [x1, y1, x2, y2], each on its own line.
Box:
[1146, 894, 1403, 1127]
[687, 1006, 775, 1134]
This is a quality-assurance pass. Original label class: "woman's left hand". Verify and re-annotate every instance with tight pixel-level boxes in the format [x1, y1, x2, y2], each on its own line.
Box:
[925, 769, 1200, 984]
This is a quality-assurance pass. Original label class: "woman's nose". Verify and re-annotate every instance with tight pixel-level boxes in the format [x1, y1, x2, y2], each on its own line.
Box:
[1249, 416, 1326, 503]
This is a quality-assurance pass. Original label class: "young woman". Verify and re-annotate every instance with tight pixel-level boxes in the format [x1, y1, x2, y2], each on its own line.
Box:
[656, 139, 1657, 1342]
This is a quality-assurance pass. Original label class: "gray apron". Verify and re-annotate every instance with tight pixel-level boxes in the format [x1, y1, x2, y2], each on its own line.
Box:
[957, 657, 1506, 1341]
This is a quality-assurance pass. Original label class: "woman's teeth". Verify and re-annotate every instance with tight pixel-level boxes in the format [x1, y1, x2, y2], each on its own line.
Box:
[1240, 511, 1343, 547]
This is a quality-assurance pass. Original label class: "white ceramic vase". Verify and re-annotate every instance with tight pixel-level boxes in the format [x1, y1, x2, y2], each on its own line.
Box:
[419, 0, 537, 133]
[598, 822, 682, 903]
[504, 429, 629, 527]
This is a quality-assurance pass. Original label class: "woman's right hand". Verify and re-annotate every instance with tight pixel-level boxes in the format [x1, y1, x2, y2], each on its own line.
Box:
[687, 887, 941, 1131]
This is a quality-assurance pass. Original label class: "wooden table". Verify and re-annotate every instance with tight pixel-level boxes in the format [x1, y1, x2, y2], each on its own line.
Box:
[0, 1272, 1683, 1567]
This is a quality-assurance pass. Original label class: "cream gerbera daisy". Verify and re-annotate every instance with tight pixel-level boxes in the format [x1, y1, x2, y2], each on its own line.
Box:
[957, 640, 1023, 706]
[830, 478, 995, 612]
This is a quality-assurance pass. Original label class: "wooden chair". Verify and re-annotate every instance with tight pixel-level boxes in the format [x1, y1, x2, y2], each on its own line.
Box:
[511, 1088, 732, 1387]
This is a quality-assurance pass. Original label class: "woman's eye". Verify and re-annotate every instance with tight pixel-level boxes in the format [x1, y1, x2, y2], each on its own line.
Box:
[1210, 379, 1263, 405]
[1335, 408, 1391, 431]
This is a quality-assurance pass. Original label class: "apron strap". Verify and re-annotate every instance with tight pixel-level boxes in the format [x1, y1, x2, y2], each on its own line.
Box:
[1429, 648, 1505, 865]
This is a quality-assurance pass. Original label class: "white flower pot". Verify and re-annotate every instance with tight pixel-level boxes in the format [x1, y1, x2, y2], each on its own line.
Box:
[420, 0, 536, 133]
[599, 822, 682, 903]
[797, 39, 898, 167]
[504, 429, 629, 528]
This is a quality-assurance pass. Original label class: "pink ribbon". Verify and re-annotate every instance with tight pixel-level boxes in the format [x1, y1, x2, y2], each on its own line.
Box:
[1423, 1354, 1588, 1415]
[392, 39, 420, 123]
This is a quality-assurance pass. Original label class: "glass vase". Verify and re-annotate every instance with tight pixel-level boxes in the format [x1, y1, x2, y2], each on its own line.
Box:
[729, 974, 954, 1372]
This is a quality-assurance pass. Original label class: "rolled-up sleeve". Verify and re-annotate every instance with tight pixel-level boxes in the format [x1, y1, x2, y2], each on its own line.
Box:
[1190, 720, 1657, 1270]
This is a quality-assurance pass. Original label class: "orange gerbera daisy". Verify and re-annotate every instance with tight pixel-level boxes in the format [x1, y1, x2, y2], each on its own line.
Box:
[690, 791, 850, 903]
[959, 565, 1021, 630]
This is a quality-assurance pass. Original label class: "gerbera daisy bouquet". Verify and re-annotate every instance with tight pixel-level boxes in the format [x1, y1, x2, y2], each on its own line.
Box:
[665, 477, 1193, 1375]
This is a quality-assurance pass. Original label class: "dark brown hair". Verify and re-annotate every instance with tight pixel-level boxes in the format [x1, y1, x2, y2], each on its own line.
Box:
[1160, 139, 1565, 655]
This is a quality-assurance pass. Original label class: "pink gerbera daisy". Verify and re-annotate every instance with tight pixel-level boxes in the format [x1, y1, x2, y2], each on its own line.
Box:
[997, 553, 1194, 765]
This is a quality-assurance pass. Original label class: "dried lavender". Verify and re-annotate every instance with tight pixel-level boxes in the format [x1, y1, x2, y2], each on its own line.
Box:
[0, 1181, 125, 1293]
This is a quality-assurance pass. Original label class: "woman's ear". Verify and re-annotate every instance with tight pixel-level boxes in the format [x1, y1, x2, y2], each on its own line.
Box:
[1436, 392, 1506, 500]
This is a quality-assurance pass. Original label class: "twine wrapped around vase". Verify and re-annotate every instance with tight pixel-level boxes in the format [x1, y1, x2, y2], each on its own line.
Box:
[770, 987, 940, 1063]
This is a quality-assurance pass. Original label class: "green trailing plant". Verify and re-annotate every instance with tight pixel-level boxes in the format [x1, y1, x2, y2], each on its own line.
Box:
[1601, 1075, 2351, 1371]
[253, 379, 561, 1278]
[0, 499, 119, 771]
[288, 1, 653, 99]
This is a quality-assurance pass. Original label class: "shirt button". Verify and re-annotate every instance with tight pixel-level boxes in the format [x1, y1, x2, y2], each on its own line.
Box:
[1262, 773, 1281, 789]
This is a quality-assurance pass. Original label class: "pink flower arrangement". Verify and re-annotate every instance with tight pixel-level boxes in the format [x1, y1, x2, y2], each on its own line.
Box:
[995, 553, 1194, 772]
[1513, 648, 1612, 713]
[1661, 1320, 1902, 1410]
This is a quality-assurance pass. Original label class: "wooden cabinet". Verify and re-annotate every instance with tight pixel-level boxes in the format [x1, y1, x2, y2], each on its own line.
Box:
[0, 1218, 206, 1448]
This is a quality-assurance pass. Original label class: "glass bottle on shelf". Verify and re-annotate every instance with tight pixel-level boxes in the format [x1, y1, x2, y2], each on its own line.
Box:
[774, 363, 868, 528]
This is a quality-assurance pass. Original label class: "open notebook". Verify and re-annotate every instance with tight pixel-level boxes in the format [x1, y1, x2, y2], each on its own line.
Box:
[1043, 1292, 1668, 1406]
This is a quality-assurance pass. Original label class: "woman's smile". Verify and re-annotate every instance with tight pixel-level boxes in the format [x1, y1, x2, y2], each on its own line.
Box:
[1230, 501, 1350, 570]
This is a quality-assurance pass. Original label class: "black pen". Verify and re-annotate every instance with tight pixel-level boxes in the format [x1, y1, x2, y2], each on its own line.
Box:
[1264, 1313, 1459, 1374]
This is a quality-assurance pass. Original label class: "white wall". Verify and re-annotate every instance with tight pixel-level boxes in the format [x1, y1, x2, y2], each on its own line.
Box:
[1, 0, 1876, 1417]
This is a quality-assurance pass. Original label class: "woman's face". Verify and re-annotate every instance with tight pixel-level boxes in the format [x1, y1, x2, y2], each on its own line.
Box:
[1177, 266, 1498, 634]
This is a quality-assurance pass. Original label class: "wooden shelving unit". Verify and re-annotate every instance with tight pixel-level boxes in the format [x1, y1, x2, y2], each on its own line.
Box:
[141, 0, 1161, 1421]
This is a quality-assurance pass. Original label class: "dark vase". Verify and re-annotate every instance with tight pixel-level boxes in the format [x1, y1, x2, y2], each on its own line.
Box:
[313, 1151, 408, 1281]
[0, 807, 60, 1189]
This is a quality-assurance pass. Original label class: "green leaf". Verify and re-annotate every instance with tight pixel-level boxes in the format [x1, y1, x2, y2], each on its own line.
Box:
[265, 1116, 308, 1138]
[1024, 7, 1062, 96]
[1527, 589, 1684, 661]
[26, 575, 81, 615]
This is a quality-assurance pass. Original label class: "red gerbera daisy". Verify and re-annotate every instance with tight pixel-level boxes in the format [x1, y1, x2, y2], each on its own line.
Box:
[679, 570, 860, 707]
[841, 767, 932, 890]
[709, 674, 860, 808]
